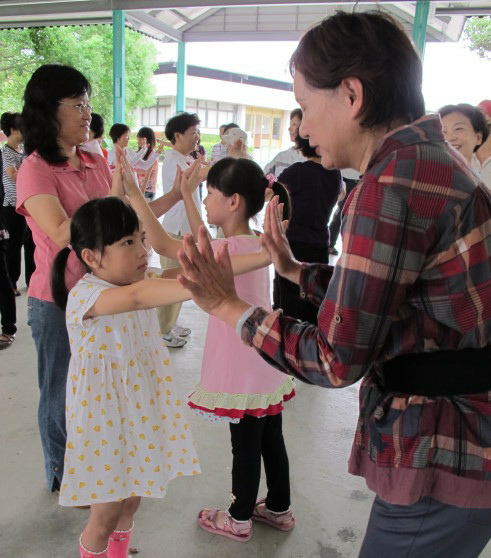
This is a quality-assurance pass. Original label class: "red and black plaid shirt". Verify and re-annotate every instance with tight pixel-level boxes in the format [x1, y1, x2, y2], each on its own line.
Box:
[241, 115, 491, 507]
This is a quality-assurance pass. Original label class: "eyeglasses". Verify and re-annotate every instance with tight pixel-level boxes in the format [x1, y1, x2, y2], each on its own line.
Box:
[58, 101, 93, 114]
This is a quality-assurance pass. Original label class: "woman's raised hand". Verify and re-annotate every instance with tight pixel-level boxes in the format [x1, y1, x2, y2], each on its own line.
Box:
[228, 138, 247, 158]
[177, 226, 241, 318]
[261, 196, 302, 285]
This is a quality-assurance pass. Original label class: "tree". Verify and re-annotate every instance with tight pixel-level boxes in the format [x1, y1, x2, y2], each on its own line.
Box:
[0, 25, 158, 128]
[464, 16, 491, 60]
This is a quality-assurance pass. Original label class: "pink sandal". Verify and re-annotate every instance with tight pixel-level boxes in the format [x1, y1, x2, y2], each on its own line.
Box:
[197, 508, 252, 542]
[252, 498, 295, 531]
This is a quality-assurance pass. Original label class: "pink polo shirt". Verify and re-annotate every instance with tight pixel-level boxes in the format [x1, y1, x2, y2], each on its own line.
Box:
[16, 149, 111, 302]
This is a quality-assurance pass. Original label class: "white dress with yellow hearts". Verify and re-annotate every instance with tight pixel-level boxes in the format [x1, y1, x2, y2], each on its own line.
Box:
[59, 271, 200, 506]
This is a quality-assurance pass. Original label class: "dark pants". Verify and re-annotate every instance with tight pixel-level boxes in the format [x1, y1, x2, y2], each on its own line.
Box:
[3, 205, 36, 288]
[228, 413, 290, 521]
[328, 178, 358, 248]
[0, 233, 16, 336]
[359, 496, 491, 558]
[273, 240, 329, 325]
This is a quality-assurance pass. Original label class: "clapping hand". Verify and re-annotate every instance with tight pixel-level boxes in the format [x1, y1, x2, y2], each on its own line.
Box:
[261, 196, 302, 284]
[177, 226, 241, 318]
[118, 147, 140, 199]
[180, 159, 202, 197]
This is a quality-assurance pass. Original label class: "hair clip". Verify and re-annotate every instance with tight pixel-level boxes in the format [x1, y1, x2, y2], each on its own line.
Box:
[265, 173, 277, 188]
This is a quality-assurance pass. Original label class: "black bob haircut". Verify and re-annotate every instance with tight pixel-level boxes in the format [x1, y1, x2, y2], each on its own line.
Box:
[0, 112, 22, 137]
[51, 197, 140, 310]
[109, 123, 130, 144]
[90, 113, 105, 140]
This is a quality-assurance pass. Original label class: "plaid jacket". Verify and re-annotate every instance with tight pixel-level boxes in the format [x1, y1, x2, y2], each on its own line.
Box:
[241, 115, 491, 507]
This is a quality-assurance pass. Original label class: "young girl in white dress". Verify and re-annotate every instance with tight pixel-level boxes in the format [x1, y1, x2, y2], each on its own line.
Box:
[51, 195, 200, 558]
[180, 157, 296, 542]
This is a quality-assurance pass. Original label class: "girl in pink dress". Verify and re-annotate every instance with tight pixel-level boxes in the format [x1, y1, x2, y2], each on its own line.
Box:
[181, 157, 296, 542]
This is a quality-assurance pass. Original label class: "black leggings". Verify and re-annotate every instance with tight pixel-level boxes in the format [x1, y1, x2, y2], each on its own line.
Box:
[228, 413, 290, 521]
[3, 205, 35, 288]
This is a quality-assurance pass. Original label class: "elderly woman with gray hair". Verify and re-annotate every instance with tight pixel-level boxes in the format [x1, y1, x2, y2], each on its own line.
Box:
[176, 11, 491, 558]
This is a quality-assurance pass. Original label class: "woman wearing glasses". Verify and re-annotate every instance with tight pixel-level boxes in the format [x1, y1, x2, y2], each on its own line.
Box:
[16, 64, 198, 493]
[15, 64, 114, 493]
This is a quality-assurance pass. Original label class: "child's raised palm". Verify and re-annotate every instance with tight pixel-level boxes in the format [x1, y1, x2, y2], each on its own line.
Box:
[179, 159, 201, 197]
[119, 148, 140, 198]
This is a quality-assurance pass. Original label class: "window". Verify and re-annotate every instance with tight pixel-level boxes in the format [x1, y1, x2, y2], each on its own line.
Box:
[185, 99, 238, 130]
[272, 117, 281, 140]
[140, 98, 172, 127]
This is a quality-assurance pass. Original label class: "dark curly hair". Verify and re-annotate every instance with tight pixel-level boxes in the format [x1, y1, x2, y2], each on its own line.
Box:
[22, 64, 92, 164]
[165, 112, 200, 144]
[290, 11, 425, 130]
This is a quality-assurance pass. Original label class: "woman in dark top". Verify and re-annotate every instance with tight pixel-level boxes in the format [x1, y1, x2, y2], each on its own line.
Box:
[273, 134, 342, 323]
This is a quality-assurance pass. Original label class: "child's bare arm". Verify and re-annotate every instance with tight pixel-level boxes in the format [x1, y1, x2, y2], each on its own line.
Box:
[180, 160, 210, 241]
[119, 152, 182, 259]
[160, 228, 272, 279]
[84, 278, 191, 319]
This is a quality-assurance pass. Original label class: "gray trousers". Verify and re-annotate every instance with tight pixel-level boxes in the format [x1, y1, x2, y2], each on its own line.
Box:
[359, 496, 491, 558]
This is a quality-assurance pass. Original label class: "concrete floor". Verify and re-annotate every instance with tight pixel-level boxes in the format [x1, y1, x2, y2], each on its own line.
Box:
[2, 279, 490, 558]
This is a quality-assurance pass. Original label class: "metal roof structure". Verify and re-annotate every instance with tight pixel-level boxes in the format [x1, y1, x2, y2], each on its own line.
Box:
[1, 1, 490, 44]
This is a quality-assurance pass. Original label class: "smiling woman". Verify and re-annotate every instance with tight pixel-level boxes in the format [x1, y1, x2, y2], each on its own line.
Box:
[15, 64, 113, 493]
[439, 103, 489, 164]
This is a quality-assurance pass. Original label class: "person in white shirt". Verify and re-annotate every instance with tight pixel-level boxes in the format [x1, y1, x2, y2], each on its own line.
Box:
[157, 112, 202, 347]
[263, 108, 306, 177]
[211, 123, 241, 164]
[210, 124, 228, 163]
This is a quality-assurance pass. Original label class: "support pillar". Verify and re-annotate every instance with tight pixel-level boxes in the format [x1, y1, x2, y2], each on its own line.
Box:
[113, 10, 125, 123]
[412, 0, 430, 59]
[176, 41, 186, 113]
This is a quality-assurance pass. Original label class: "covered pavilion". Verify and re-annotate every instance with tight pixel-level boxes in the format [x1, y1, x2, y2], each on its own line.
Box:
[2, 1, 490, 120]
[0, 2, 490, 557]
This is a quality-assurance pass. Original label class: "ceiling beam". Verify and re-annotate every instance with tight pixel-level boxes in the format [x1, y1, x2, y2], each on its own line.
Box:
[0, 0, 440, 18]
[127, 9, 183, 41]
[170, 9, 191, 24]
[183, 31, 303, 42]
[436, 7, 491, 15]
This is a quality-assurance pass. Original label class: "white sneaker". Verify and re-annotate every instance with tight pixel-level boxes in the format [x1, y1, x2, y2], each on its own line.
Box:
[172, 323, 191, 337]
[162, 331, 186, 348]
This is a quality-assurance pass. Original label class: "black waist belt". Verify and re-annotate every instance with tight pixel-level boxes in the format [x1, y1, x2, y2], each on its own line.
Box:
[380, 345, 491, 396]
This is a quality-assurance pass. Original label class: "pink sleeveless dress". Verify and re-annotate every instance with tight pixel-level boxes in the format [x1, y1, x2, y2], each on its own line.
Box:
[188, 235, 295, 423]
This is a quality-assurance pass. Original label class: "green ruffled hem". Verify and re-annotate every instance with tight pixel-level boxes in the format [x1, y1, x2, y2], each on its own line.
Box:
[188, 377, 295, 411]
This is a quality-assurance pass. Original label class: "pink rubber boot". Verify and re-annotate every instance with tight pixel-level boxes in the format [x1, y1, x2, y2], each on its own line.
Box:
[107, 522, 133, 558]
[79, 535, 108, 558]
